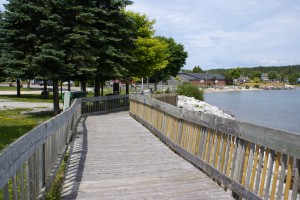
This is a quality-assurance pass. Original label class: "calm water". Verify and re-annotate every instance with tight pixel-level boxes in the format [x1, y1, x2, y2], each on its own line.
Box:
[204, 88, 300, 134]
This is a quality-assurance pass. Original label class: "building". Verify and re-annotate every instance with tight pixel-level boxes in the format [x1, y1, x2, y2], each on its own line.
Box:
[261, 73, 269, 82]
[177, 72, 226, 86]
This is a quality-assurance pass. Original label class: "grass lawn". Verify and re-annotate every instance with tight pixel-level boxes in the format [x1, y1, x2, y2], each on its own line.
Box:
[0, 94, 55, 103]
[0, 86, 34, 91]
[0, 108, 54, 151]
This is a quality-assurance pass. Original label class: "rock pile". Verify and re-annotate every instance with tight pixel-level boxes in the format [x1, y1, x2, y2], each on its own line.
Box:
[178, 95, 234, 119]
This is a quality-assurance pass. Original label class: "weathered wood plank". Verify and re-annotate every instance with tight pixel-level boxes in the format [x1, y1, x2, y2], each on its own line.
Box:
[62, 112, 234, 200]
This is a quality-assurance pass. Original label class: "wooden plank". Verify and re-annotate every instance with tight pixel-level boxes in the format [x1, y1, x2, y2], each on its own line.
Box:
[284, 156, 294, 200]
[270, 152, 281, 199]
[20, 165, 25, 199]
[245, 143, 255, 189]
[211, 131, 220, 167]
[203, 128, 211, 162]
[226, 136, 234, 177]
[264, 150, 275, 200]
[276, 154, 287, 200]
[230, 137, 239, 179]
[3, 184, 9, 200]
[223, 134, 231, 174]
[259, 148, 270, 197]
[198, 126, 207, 160]
[254, 146, 265, 194]
[292, 159, 300, 200]
[12, 174, 18, 200]
[241, 142, 251, 186]
[249, 144, 260, 191]
[218, 133, 226, 171]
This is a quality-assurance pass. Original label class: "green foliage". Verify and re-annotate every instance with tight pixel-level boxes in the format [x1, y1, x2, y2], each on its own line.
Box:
[288, 73, 300, 84]
[176, 83, 204, 101]
[252, 77, 261, 84]
[253, 84, 260, 88]
[45, 154, 68, 200]
[268, 71, 279, 81]
[250, 70, 262, 79]
[245, 85, 250, 89]
[151, 36, 188, 89]
[192, 66, 204, 73]
[230, 67, 241, 79]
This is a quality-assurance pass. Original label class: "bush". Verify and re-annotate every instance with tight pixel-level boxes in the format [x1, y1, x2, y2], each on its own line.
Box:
[253, 84, 260, 88]
[245, 85, 250, 89]
[176, 83, 204, 101]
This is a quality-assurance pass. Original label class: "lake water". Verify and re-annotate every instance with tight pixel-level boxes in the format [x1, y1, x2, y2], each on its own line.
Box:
[204, 88, 300, 134]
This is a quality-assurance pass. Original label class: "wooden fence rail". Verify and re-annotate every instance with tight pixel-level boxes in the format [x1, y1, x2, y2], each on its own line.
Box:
[129, 94, 300, 200]
[0, 95, 129, 200]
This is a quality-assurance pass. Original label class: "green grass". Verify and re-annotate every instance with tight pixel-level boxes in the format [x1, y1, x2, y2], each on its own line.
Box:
[0, 108, 54, 151]
[0, 86, 34, 91]
[45, 154, 68, 200]
[0, 94, 55, 103]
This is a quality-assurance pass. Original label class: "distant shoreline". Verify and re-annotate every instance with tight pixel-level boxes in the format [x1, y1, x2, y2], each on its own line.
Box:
[204, 85, 297, 93]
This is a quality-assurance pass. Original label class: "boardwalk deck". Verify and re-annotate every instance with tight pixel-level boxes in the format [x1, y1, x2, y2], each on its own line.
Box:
[61, 111, 234, 200]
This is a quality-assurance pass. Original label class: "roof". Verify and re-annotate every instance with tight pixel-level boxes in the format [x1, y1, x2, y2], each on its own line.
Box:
[178, 73, 225, 81]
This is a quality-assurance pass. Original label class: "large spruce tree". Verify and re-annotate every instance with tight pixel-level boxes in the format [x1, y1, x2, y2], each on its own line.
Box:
[93, 0, 135, 96]
[1, 0, 44, 96]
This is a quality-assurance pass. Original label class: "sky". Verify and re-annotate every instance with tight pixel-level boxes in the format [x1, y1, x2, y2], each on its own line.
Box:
[1, 0, 300, 70]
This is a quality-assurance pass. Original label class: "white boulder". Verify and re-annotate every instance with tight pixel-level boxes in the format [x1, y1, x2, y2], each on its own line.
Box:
[178, 95, 234, 119]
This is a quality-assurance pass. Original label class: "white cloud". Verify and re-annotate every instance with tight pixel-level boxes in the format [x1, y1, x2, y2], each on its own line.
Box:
[128, 0, 300, 69]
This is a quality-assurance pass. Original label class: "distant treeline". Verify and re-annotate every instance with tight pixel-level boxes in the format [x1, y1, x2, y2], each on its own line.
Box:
[207, 65, 300, 78]
[182, 65, 300, 84]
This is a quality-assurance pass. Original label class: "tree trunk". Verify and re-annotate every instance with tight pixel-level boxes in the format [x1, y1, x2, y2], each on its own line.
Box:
[81, 80, 87, 92]
[101, 81, 104, 96]
[154, 75, 158, 91]
[52, 79, 60, 116]
[126, 83, 129, 94]
[94, 76, 100, 97]
[68, 80, 71, 91]
[43, 77, 48, 99]
[27, 79, 30, 89]
[16, 79, 21, 97]
[60, 80, 63, 98]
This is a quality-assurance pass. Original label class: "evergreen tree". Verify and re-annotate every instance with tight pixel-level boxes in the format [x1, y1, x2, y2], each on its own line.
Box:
[93, 0, 135, 96]
[0, 0, 44, 96]
[63, 0, 98, 92]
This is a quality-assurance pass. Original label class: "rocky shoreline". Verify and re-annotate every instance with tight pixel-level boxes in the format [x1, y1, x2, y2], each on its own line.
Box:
[178, 95, 234, 119]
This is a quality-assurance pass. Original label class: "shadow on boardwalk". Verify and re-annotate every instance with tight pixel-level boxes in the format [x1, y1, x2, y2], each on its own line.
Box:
[61, 118, 88, 199]
[61, 112, 233, 200]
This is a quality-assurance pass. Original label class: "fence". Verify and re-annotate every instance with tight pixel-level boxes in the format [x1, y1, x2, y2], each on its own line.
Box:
[129, 94, 300, 200]
[0, 94, 129, 200]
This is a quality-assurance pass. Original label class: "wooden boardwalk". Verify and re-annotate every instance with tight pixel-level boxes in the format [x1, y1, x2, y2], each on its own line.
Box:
[61, 111, 234, 200]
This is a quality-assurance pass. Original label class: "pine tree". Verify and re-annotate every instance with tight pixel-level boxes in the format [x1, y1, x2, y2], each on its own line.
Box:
[63, 0, 98, 92]
[93, 0, 135, 96]
[0, 0, 44, 96]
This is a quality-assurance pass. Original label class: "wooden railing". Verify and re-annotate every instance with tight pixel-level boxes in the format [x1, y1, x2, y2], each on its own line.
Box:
[150, 93, 177, 106]
[0, 95, 129, 200]
[129, 94, 300, 200]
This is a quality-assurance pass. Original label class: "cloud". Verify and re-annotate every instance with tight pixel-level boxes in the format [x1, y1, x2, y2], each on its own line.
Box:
[128, 0, 300, 69]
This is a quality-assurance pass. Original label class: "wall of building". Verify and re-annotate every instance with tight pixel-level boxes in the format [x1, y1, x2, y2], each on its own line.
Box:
[191, 80, 226, 86]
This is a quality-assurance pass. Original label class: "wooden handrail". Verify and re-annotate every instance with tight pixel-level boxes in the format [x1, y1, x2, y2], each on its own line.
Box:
[0, 95, 130, 199]
[129, 94, 300, 200]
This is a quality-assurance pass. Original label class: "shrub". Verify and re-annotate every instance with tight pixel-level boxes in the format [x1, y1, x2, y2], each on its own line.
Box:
[253, 84, 260, 88]
[176, 83, 204, 101]
[245, 85, 250, 89]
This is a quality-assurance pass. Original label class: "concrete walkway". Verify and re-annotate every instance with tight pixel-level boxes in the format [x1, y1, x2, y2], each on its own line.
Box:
[61, 111, 234, 200]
